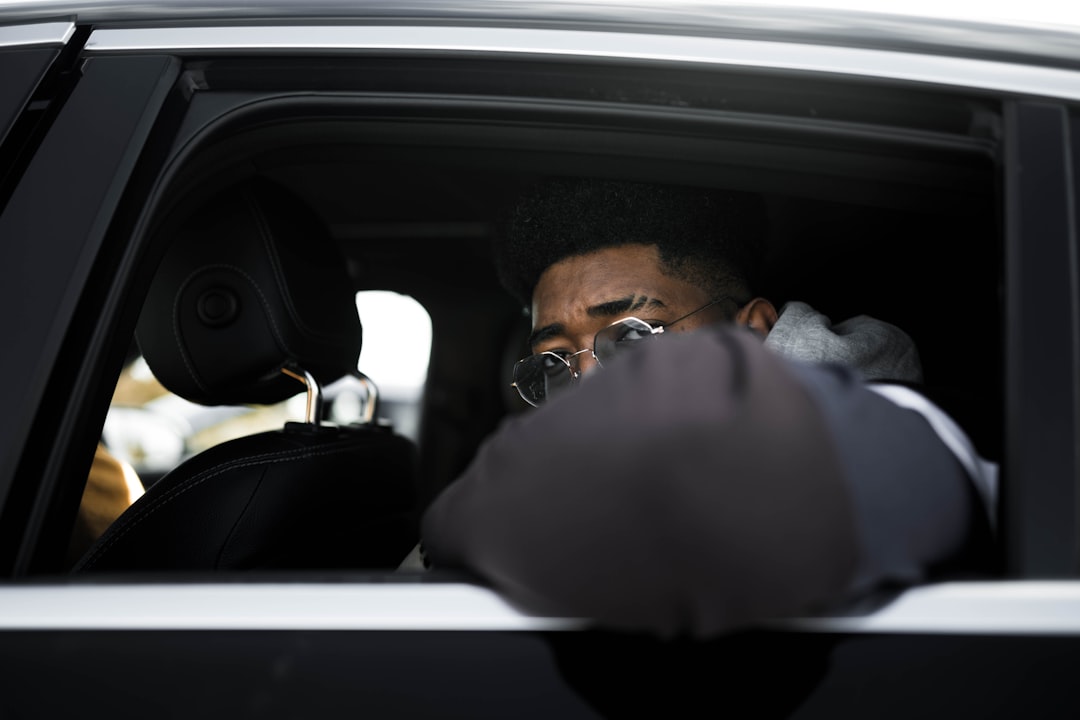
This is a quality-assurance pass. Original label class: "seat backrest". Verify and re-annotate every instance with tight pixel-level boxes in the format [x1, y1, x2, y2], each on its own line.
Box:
[74, 178, 418, 572]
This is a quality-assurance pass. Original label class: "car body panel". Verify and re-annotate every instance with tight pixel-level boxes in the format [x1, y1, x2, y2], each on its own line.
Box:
[1, 0, 1079, 69]
[0, 53, 180, 573]
[0, 2, 1077, 716]
[2, 589, 1080, 719]
[81, 24, 1080, 102]
[1, 580, 1080, 634]
[1002, 101, 1080, 577]
[0, 22, 74, 148]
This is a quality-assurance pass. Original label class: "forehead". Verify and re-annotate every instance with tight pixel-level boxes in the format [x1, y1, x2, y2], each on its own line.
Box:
[530, 244, 705, 328]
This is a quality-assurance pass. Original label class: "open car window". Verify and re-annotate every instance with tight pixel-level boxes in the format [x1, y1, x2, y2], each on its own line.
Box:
[1, 6, 1023, 582]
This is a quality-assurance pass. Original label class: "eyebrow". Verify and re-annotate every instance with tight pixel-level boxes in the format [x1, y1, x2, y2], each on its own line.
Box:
[528, 295, 666, 348]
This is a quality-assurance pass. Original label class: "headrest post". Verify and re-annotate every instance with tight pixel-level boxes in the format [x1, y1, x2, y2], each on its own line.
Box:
[352, 370, 379, 425]
[281, 366, 324, 425]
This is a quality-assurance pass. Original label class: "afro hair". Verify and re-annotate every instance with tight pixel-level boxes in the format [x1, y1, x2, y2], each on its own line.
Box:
[494, 177, 768, 308]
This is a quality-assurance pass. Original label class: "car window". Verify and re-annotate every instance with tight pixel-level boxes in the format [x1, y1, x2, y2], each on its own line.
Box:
[351, 290, 433, 441]
[59, 51, 1006, 577]
[1, 6, 1070, 590]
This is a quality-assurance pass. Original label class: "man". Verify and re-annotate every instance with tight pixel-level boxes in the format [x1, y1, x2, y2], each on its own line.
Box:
[420, 177, 996, 639]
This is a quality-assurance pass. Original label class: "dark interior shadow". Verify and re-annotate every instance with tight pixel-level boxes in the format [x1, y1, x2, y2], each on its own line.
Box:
[546, 628, 839, 718]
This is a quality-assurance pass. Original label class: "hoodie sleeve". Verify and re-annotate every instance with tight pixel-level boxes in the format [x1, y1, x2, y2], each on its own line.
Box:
[764, 300, 924, 384]
[421, 328, 864, 638]
[422, 325, 990, 638]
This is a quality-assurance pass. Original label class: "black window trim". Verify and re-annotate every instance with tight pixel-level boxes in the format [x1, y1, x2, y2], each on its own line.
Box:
[1002, 100, 1080, 578]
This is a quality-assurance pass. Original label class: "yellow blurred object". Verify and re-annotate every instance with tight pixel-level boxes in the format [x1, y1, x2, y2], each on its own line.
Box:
[67, 443, 145, 565]
[111, 361, 168, 407]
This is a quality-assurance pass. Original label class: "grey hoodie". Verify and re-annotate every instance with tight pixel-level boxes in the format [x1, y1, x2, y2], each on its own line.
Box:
[763, 301, 923, 384]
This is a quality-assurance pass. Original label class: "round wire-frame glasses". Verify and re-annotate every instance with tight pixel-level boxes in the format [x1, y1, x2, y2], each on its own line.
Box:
[511, 297, 740, 407]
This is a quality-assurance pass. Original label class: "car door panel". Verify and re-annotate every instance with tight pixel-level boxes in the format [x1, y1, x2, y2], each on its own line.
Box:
[0, 54, 180, 573]
[0, 22, 74, 149]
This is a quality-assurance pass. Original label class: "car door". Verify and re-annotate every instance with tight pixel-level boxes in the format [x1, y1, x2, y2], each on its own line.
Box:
[0, 6, 1079, 720]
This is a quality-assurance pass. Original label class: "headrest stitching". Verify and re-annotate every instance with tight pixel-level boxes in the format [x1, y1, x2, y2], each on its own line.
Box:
[171, 269, 213, 397]
[246, 188, 351, 345]
[171, 263, 296, 391]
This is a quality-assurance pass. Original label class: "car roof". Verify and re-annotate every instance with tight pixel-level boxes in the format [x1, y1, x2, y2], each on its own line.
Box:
[2, 0, 1080, 70]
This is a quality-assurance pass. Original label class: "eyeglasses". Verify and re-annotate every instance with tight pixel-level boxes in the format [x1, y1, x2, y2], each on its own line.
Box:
[511, 297, 739, 407]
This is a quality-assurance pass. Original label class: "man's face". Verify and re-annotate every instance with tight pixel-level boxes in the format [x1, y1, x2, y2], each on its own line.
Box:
[529, 244, 724, 376]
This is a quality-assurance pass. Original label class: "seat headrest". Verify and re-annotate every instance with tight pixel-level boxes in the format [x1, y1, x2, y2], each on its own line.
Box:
[136, 178, 361, 406]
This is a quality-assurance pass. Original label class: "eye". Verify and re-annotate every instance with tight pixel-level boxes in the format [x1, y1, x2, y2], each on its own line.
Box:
[595, 318, 659, 362]
[611, 324, 651, 344]
[538, 351, 571, 376]
[610, 319, 658, 345]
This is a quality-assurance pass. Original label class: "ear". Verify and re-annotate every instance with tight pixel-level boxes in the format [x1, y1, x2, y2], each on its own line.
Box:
[734, 297, 778, 337]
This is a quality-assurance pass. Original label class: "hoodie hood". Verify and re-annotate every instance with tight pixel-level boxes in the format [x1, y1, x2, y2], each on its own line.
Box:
[763, 301, 923, 383]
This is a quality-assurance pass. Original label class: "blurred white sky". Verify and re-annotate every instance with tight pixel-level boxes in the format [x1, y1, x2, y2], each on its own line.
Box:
[355, 290, 432, 398]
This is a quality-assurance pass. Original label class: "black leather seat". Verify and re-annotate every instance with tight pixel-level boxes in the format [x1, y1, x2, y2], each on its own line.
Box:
[74, 178, 419, 572]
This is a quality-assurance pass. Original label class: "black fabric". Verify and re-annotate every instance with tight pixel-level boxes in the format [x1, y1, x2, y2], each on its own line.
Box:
[75, 424, 418, 572]
[422, 327, 859, 639]
[788, 364, 997, 590]
[136, 178, 361, 406]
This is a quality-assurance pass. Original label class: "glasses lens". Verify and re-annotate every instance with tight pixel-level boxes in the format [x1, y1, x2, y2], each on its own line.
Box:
[594, 318, 657, 365]
[513, 352, 574, 406]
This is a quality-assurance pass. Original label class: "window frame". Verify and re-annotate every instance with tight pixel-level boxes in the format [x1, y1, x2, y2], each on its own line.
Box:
[0, 16, 1075, 633]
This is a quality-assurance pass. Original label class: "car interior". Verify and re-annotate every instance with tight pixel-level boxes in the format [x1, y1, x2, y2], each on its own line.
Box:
[75, 177, 419, 573]
[64, 55, 1003, 575]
